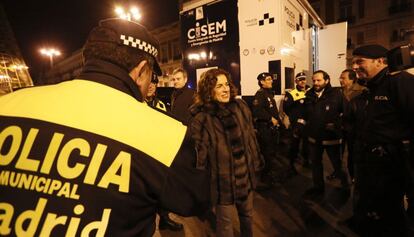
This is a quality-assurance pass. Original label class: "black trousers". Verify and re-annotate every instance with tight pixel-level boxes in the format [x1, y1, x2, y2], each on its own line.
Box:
[287, 123, 309, 165]
[353, 145, 408, 236]
[256, 123, 277, 174]
[308, 142, 348, 189]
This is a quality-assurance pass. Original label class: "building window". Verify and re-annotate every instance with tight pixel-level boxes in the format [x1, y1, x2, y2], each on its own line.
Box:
[358, 0, 365, 18]
[347, 38, 353, 49]
[338, 0, 354, 23]
[390, 29, 405, 42]
[171, 39, 181, 61]
[389, 0, 412, 14]
[357, 32, 364, 45]
[160, 43, 169, 63]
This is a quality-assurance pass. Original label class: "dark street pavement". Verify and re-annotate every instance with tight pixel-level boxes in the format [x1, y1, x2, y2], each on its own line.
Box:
[154, 135, 360, 237]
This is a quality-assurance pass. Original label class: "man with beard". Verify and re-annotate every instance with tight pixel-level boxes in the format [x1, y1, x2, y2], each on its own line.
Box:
[346, 44, 414, 236]
[302, 70, 349, 197]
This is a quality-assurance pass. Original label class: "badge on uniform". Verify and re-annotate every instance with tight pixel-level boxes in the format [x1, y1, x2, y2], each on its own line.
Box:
[267, 98, 273, 107]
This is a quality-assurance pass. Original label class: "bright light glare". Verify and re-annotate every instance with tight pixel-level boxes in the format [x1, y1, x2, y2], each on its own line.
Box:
[40, 48, 61, 57]
[115, 6, 124, 15]
[10, 64, 28, 70]
[280, 47, 292, 55]
[188, 53, 200, 60]
[115, 6, 141, 21]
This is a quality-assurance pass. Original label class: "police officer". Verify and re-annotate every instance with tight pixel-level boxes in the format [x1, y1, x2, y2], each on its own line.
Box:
[252, 72, 280, 183]
[0, 18, 209, 236]
[303, 70, 349, 197]
[349, 44, 414, 236]
[145, 74, 184, 231]
[283, 72, 310, 174]
[146, 74, 167, 112]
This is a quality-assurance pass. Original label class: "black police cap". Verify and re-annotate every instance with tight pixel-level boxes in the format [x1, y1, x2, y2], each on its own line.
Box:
[90, 18, 162, 75]
[295, 72, 306, 80]
[257, 72, 273, 81]
[353, 44, 388, 59]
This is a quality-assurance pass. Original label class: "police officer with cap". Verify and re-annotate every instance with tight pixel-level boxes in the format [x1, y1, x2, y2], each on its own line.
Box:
[252, 72, 280, 184]
[283, 72, 310, 174]
[146, 74, 167, 112]
[0, 18, 209, 236]
[348, 44, 414, 236]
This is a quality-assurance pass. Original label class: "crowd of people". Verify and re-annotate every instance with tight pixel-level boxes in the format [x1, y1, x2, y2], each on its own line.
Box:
[0, 17, 413, 237]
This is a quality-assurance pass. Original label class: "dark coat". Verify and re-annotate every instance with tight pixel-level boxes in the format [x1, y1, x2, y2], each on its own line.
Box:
[189, 99, 263, 205]
[252, 88, 279, 124]
[171, 86, 195, 125]
[0, 59, 209, 237]
[351, 68, 414, 145]
[304, 84, 345, 143]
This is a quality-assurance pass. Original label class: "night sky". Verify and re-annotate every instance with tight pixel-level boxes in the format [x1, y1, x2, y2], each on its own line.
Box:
[2, 0, 179, 81]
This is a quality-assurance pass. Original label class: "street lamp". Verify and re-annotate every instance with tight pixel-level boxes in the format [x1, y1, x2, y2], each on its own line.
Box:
[40, 48, 61, 68]
[115, 6, 141, 22]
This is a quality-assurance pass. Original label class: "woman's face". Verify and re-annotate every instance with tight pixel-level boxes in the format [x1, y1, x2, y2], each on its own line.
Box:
[213, 74, 230, 103]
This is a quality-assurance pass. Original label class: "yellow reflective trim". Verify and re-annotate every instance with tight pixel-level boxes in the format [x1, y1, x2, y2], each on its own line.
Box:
[0, 80, 186, 167]
[156, 101, 167, 112]
[288, 88, 306, 101]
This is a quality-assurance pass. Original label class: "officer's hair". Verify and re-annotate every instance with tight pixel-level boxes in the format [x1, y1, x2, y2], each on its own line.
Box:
[82, 25, 155, 72]
[172, 68, 188, 78]
[341, 69, 357, 81]
[194, 68, 238, 105]
[313, 70, 330, 81]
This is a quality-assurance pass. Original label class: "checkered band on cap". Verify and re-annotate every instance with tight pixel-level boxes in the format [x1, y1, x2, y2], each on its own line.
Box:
[120, 34, 158, 57]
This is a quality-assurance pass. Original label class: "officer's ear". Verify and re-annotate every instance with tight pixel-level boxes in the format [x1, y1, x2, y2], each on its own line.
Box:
[130, 60, 149, 85]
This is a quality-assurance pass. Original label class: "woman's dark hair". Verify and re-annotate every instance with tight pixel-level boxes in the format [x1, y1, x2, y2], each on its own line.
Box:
[341, 69, 357, 81]
[194, 68, 238, 105]
[82, 25, 154, 72]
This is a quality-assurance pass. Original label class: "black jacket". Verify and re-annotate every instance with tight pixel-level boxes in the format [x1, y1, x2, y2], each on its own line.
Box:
[0, 59, 209, 237]
[350, 68, 414, 145]
[304, 84, 344, 144]
[171, 86, 195, 125]
[252, 88, 279, 124]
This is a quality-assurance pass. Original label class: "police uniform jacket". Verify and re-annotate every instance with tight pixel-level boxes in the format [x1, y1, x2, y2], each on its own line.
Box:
[146, 97, 167, 112]
[252, 88, 279, 125]
[304, 84, 344, 144]
[353, 68, 414, 145]
[171, 86, 195, 125]
[283, 86, 309, 125]
[0, 59, 209, 237]
[189, 99, 263, 206]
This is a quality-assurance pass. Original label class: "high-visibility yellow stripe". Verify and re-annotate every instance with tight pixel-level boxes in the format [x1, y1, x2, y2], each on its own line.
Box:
[0, 80, 186, 167]
[288, 88, 306, 101]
